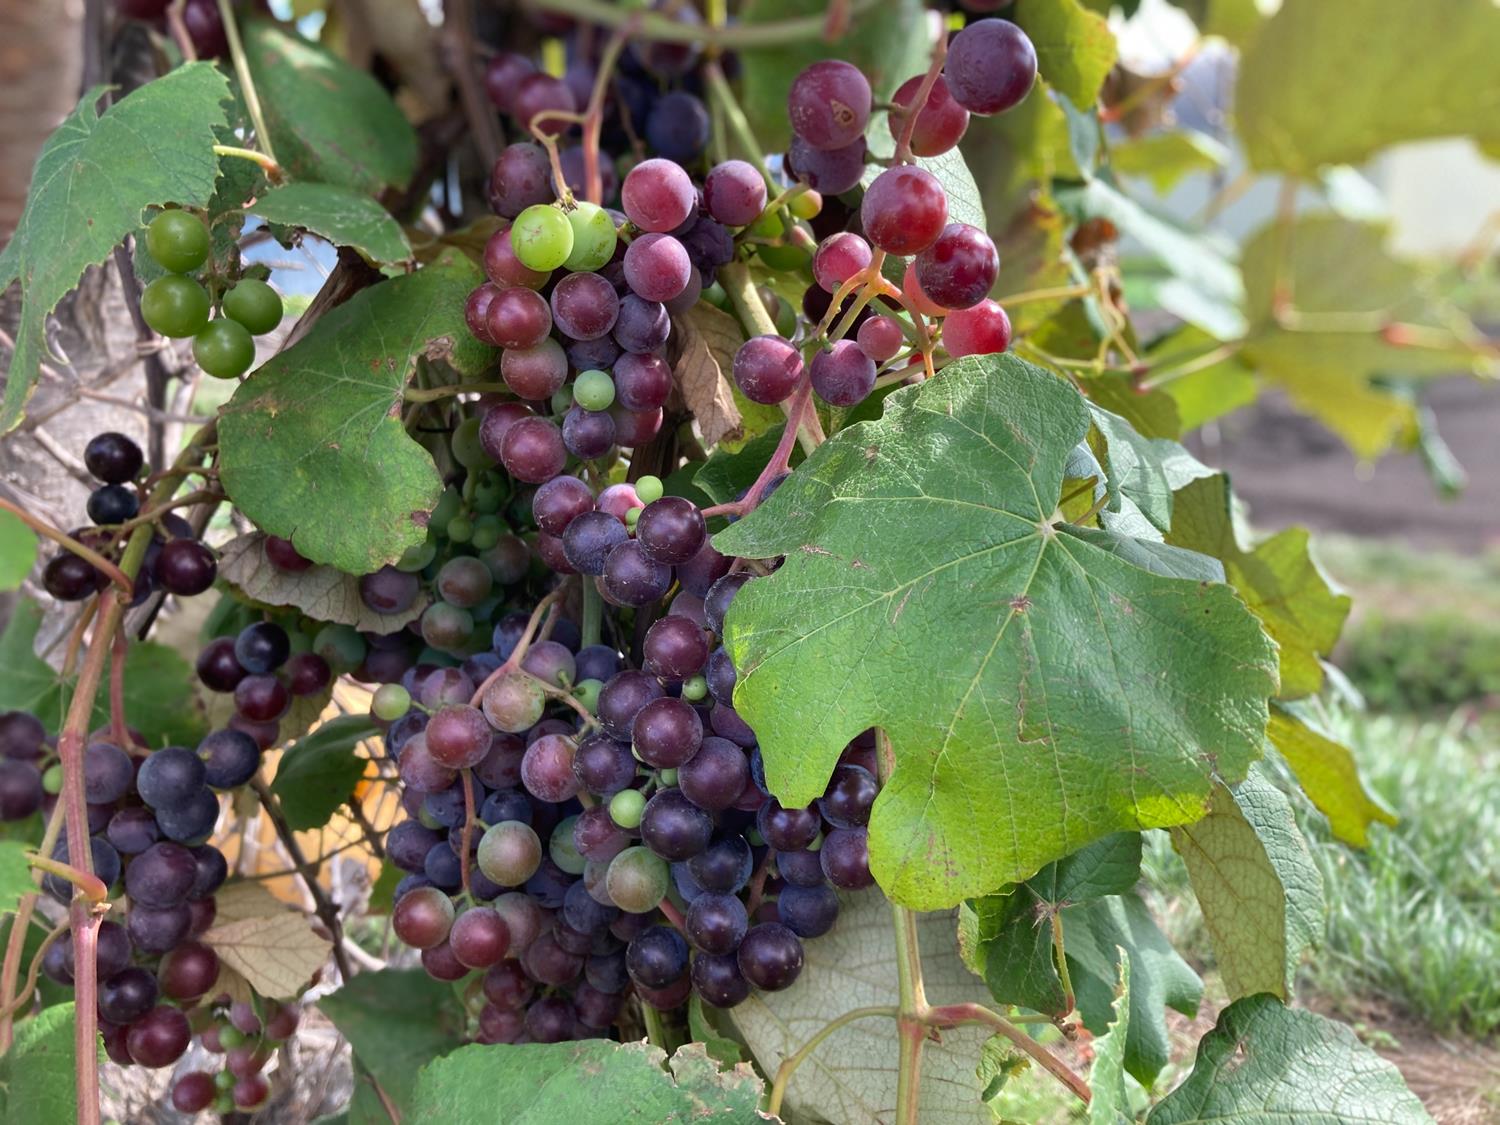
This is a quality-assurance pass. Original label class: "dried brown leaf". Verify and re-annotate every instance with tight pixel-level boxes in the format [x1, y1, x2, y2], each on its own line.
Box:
[203, 881, 332, 999]
[672, 302, 745, 447]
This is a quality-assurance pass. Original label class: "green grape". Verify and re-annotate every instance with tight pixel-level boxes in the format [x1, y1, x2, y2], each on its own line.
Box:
[396, 538, 437, 573]
[214, 1070, 236, 1092]
[572, 677, 603, 713]
[511, 204, 574, 272]
[625, 507, 642, 529]
[634, 474, 664, 505]
[807, 831, 824, 852]
[609, 788, 646, 830]
[430, 487, 463, 536]
[759, 241, 811, 272]
[140, 275, 210, 338]
[658, 768, 678, 787]
[550, 816, 586, 874]
[470, 514, 502, 550]
[42, 763, 63, 795]
[447, 515, 474, 544]
[573, 369, 616, 412]
[604, 845, 669, 913]
[550, 385, 573, 415]
[372, 683, 411, 722]
[789, 189, 822, 220]
[680, 675, 708, 702]
[472, 472, 507, 513]
[563, 201, 618, 272]
[193, 318, 256, 379]
[144, 209, 210, 273]
[312, 623, 366, 671]
[217, 1026, 246, 1051]
[222, 279, 283, 335]
[451, 415, 495, 470]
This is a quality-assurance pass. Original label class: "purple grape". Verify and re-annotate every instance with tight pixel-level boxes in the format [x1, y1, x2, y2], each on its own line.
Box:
[639, 788, 713, 861]
[778, 883, 840, 937]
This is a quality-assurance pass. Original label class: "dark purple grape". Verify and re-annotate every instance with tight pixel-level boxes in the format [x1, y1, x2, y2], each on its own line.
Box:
[597, 670, 665, 740]
[692, 950, 751, 1007]
[821, 827, 873, 889]
[84, 432, 144, 483]
[704, 572, 752, 634]
[575, 644, 622, 683]
[264, 535, 312, 573]
[787, 134, 867, 195]
[706, 647, 737, 705]
[573, 981, 622, 1029]
[643, 616, 710, 682]
[197, 728, 260, 790]
[689, 835, 754, 894]
[43, 553, 102, 601]
[0, 759, 44, 820]
[196, 637, 246, 693]
[522, 930, 584, 986]
[678, 736, 749, 812]
[450, 906, 511, 968]
[778, 883, 840, 938]
[788, 59, 871, 150]
[489, 143, 555, 218]
[521, 734, 580, 803]
[685, 892, 748, 955]
[126, 902, 192, 955]
[137, 746, 206, 809]
[613, 294, 671, 353]
[676, 541, 732, 599]
[737, 922, 804, 991]
[423, 843, 462, 890]
[484, 53, 538, 115]
[0, 711, 46, 760]
[155, 786, 219, 843]
[572, 733, 637, 796]
[820, 763, 878, 828]
[646, 90, 710, 161]
[551, 272, 620, 341]
[99, 966, 159, 1024]
[500, 416, 568, 484]
[562, 878, 619, 934]
[602, 541, 673, 606]
[562, 406, 617, 461]
[635, 498, 705, 565]
[710, 703, 757, 749]
[915, 222, 999, 310]
[483, 959, 535, 1009]
[521, 640, 576, 688]
[572, 804, 631, 863]
[633, 697, 703, 769]
[612, 352, 672, 412]
[639, 788, 713, 861]
[106, 807, 161, 855]
[360, 566, 420, 615]
[234, 674, 289, 724]
[190, 844, 227, 898]
[158, 940, 219, 1000]
[154, 538, 216, 596]
[426, 705, 492, 769]
[286, 651, 331, 695]
[533, 475, 595, 537]
[524, 995, 576, 1043]
[419, 667, 475, 709]
[87, 484, 140, 525]
[945, 18, 1037, 115]
[233, 621, 290, 674]
[776, 848, 825, 887]
[758, 800, 821, 852]
[810, 339, 876, 407]
[626, 925, 689, 988]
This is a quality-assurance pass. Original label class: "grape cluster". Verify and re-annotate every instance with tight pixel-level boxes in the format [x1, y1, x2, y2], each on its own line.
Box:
[115, 0, 227, 57]
[136, 208, 283, 381]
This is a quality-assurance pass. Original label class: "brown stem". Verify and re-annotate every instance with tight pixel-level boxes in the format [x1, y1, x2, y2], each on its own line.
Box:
[700, 378, 811, 522]
[109, 629, 130, 747]
[580, 20, 638, 205]
[0, 916, 71, 1021]
[0, 496, 133, 594]
[468, 589, 565, 707]
[459, 769, 477, 896]
[925, 1002, 1091, 1104]
[656, 896, 687, 933]
[444, 0, 503, 170]
[892, 31, 948, 165]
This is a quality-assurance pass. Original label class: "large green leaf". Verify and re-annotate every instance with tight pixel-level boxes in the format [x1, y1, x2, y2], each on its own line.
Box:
[1112, 130, 1231, 195]
[728, 889, 1000, 1123]
[411, 1041, 765, 1122]
[320, 969, 467, 1123]
[0, 1002, 80, 1125]
[737, 0, 929, 152]
[1166, 474, 1349, 700]
[1267, 704, 1396, 848]
[1012, 0, 1118, 109]
[270, 715, 379, 831]
[248, 182, 412, 265]
[714, 355, 1279, 908]
[244, 22, 418, 193]
[218, 253, 494, 573]
[1236, 0, 1500, 176]
[1147, 994, 1432, 1124]
[1170, 771, 1324, 1001]
[1238, 215, 1494, 459]
[0, 64, 230, 431]
[0, 511, 38, 591]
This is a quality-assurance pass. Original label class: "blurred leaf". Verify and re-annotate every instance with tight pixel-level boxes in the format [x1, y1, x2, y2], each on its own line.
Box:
[0, 1002, 80, 1125]
[1237, 0, 1500, 175]
[219, 533, 429, 631]
[1167, 0, 1263, 47]
[1267, 704, 1397, 848]
[270, 715, 379, 831]
[1146, 326, 1257, 431]
[993, 196, 1075, 335]
[248, 182, 412, 265]
[1112, 129, 1231, 194]
[964, 84, 1078, 231]
[0, 841, 35, 916]
[0, 511, 38, 591]
[1087, 959, 1132, 1125]
[1013, 0, 1118, 109]
[203, 882, 332, 999]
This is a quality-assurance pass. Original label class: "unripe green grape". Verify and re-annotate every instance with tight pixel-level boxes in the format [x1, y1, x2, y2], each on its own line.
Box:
[563, 201, 618, 272]
[550, 816, 586, 874]
[140, 275, 210, 338]
[604, 845, 669, 912]
[217, 1026, 245, 1050]
[313, 623, 366, 671]
[512, 204, 574, 272]
[609, 788, 646, 829]
[42, 763, 63, 795]
[372, 683, 412, 722]
[472, 472, 506, 513]
[573, 678, 603, 713]
[214, 1070, 236, 1091]
[625, 507, 641, 529]
[573, 369, 615, 412]
[446, 515, 474, 544]
[703, 280, 728, 308]
[482, 670, 546, 732]
[214, 1093, 235, 1114]
[789, 189, 822, 220]
[477, 820, 543, 886]
[658, 768, 678, 787]
[469, 515, 501, 550]
[395, 538, 437, 573]
[759, 241, 811, 272]
[429, 487, 463, 536]
[680, 675, 708, 702]
[451, 416, 495, 470]
[550, 385, 573, 416]
[222, 279, 283, 335]
[634, 475, 664, 505]
[145, 209, 210, 273]
[193, 318, 256, 379]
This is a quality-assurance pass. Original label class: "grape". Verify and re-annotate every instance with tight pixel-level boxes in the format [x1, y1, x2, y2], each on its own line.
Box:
[234, 673, 289, 723]
[197, 729, 261, 792]
[450, 906, 511, 968]
[640, 789, 713, 861]
[234, 621, 290, 674]
[126, 1004, 192, 1068]
[500, 416, 567, 483]
[398, 735, 457, 793]
[945, 19, 1037, 116]
[83, 432, 143, 484]
[84, 483, 137, 526]
[154, 538, 216, 595]
[704, 160, 768, 227]
[626, 924, 689, 988]
[389, 822, 442, 875]
[680, 218, 735, 274]
[531, 476, 593, 538]
[156, 787, 220, 843]
[700, 574, 747, 636]
[821, 763, 878, 828]
[222, 279, 283, 335]
[941, 298, 1012, 356]
[776, 847, 825, 887]
[810, 339, 877, 407]
[158, 940, 219, 1000]
[100, 966, 160, 1025]
[512, 204, 575, 272]
[436, 557, 494, 610]
[646, 91, 711, 161]
[106, 806, 160, 854]
[521, 640, 576, 688]
[233, 1074, 271, 1111]
[563, 202, 619, 272]
[643, 615, 710, 681]
[787, 135, 868, 195]
[193, 318, 256, 379]
[419, 938, 468, 982]
[621, 159, 696, 233]
[486, 286, 552, 350]
[420, 668, 475, 709]
[573, 369, 617, 412]
[821, 827, 873, 888]
[900, 260, 950, 319]
[465, 283, 501, 344]
[685, 891, 749, 955]
[41, 553, 99, 601]
[571, 732, 636, 796]
[813, 232, 873, 294]
[483, 53, 537, 114]
[888, 73, 970, 156]
[677, 736, 749, 813]
[484, 227, 550, 290]
[393, 884, 456, 948]
[501, 338, 568, 401]
[476, 820, 542, 886]
[480, 534, 531, 586]
[0, 759, 44, 821]
[0, 712, 44, 760]
[611, 352, 672, 412]
[705, 647, 737, 706]
[692, 950, 751, 1008]
[523, 929, 585, 986]
[172, 1072, 217, 1114]
[138, 746, 206, 810]
[789, 59, 872, 151]
[636, 497, 706, 565]
[738, 922, 804, 991]
[857, 315, 906, 363]
[758, 800, 821, 851]
[551, 271, 620, 341]
[140, 275, 210, 338]
[535, 532, 576, 575]
[603, 540, 674, 607]
[599, 843, 661, 911]
[633, 697, 703, 769]
[729, 335, 806, 417]
[598, 672, 663, 745]
[520, 995, 574, 1043]
[483, 959, 535, 1010]
[555, 511, 623, 576]
[613, 295, 671, 354]
[77, 740, 131, 806]
[623, 233, 691, 303]
[915, 223, 999, 310]
[564, 406, 617, 460]
[181, 0, 226, 55]
[426, 705, 492, 769]
[513, 71, 578, 135]
[144, 209, 210, 273]
[778, 883, 840, 937]
[562, 876, 619, 933]
[608, 405, 664, 448]
[492, 891, 545, 954]
[521, 734, 580, 802]
[862, 165, 948, 256]
[264, 535, 311, 574]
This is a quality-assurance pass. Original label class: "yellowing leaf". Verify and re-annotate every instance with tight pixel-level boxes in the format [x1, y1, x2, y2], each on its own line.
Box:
[203, 881, 331, 999]
[672, 303, 745, 448]
[1267, 704, 1397, 848]
[1014, 0, 1119, 109]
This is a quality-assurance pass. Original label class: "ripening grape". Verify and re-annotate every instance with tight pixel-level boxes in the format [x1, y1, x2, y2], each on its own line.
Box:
[942, 299, 1013, 357]
[861, 165, 948, 256]
[944, 19, 1038, 116]
[788, 60, 872, 151]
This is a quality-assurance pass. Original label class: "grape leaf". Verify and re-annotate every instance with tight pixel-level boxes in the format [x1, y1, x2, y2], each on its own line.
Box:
[201, 882, 332, 999]
[1146, 994, 1432, 1124]
[0, 1002, 80, 1125]
[1266, 704, 1396, 849]
[1087, 959, 1132, 1125]
[688, 994, 745, 1069]
[1238, 215, 1494, 459]
[1165, 474, 1350, 700]
[1170, 770, 1323, 1001]
[321, 969, 466, 1123]
[270, 715, 379, 831]
[0, 841, 35, 917]
[218, 253, 494, 574]
[0, 64, 230, 431]
[1029, 832, 1142, 904]
[244, 21, 417, 194]
[219, 533, 429, 631]
[993, 196, 1075, 335]
[1112, 129, 1231, 195]
[411, 1040, 768, 1123]
[1146, 326, 1257, 432]
[1236, 0, 1500, 176]
[728, 889, 1002, 1124]
[671, 303, 744, 448]
[0, 511, 38, 591]
[247, 182, 412, 265]
[1012, 0, 1118, 109]
[738, 0, 929, 152]
[714, 355, 1279, 908]
[1087, 406, 1213, 535]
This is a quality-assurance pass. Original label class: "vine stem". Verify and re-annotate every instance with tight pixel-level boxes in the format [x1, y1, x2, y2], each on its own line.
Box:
[719, 262, 825, 453]
[215, 0, 278, 166]
[581, 579, 602, 648]
[24, 855, 108, 902]
[891, 901, 928, 1125]
[0, 917, 70, 1021]
[0, 497, 133, 594]
[525, 0, 881, 49]
[891, 29, 947, 165]
[924, 1003, 1092, 1104]
[1050, 912, 1074, 1014]
[458, 769, 477, 896]
[211, 144, 282, 180]
[700, 378, 812, 521]
[467, 588, 565, 708]
[766, 1006, 899, 1116]
[579, 18, 638, 205]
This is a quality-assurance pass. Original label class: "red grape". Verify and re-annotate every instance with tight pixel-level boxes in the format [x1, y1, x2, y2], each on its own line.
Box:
[788, 60, 872, 151]
[945, 18, 1037, 115]
[621, 159, 696, 233]
[915, 223, 998, 310]
[861, 165, 948, 255]
[942, 299, 1012, 356]
[888, 74, 970, 156]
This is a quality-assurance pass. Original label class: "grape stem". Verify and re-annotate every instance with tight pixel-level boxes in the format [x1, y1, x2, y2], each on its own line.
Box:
[579, 18, 639, 205]
[458, 769, 478, 896]
[0, 799, 67, 1052]
[766, 1006, 899, 1116]
[1050, 911, 1075, 1014]
[215, 0, 279, 167]
[22, 854, 108, 902]
[581, 578, 602, 648]
[524, 0, 881, 49]
[165, 0, 196, 61]
[703, 63, 777, 194]
[211, 144, 282, 181]
[656, 896, 688, 934]
[467, 587, 566, 708]
[0, 496, 133, 594]
[0, 916, 70, 1021]
[891, 28, 948, 166]
[699, 377, 812, 522]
